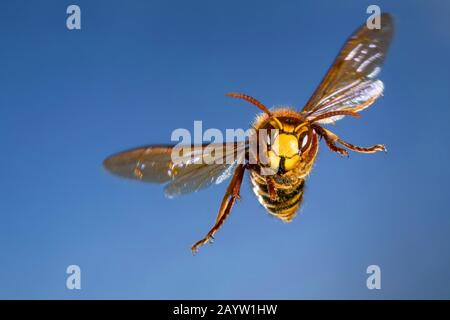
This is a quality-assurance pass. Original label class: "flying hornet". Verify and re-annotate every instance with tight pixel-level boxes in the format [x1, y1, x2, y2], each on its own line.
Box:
[104, 13, 394, 253]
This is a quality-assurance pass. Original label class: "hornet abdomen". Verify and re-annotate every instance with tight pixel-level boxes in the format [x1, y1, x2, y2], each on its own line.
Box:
[250, 170, 305, 222]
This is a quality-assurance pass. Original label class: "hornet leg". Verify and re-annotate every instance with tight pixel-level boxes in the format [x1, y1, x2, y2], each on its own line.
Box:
[313, 125, 386, 156]
[313, 125, 349, 157]
[265, 176, 278, 201]
[191, 164, 246, 253]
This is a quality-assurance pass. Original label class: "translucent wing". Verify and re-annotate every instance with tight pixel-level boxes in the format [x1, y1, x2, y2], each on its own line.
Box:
[103, 142, 247, 198]
[302, 13, 393, 123]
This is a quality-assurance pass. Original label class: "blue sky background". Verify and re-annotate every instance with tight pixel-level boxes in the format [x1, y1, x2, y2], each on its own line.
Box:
[1, 0, 450, 299]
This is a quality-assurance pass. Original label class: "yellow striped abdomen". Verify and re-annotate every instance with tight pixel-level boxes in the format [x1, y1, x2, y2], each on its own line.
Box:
[250, 171, 305, 222]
